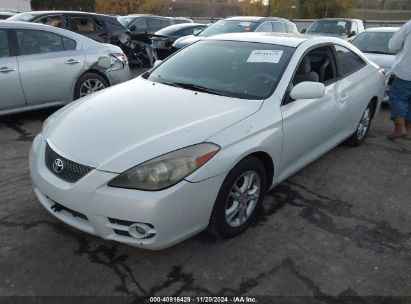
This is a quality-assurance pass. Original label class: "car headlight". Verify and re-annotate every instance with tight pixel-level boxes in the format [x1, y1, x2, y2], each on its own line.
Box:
[108, 143, 220, 191]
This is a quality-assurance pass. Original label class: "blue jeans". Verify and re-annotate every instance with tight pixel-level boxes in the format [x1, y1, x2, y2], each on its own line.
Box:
[388, 76, 411, 122]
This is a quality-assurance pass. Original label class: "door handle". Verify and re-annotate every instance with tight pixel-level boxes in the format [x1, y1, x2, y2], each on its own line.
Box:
[0, 67, 16, 73]
[65, 59, 81, 65]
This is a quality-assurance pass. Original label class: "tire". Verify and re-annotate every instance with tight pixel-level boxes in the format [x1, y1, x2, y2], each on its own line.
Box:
[74, 73, 109, 100]
[208, 157, 267, 239]
[345, 102, 374, 147]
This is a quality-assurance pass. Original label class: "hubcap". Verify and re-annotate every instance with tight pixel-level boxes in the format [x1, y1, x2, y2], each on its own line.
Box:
[356, 107, 371, 140]
[225, 171, 261, 228]
[79, 78, 106, 98]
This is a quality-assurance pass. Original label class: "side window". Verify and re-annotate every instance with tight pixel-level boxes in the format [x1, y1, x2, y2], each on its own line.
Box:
[160, 19, 171, 29]
[16, 29, 65, 55]
[286, 23, 296, 33]
[351, 22, 358, 35]
[334, 45, 366, 76]
[177, 28, 193, 36]
[35, 15, 65, 28]
[62, 36, 77, 51]
[148, 18, 163, 31]
[256, 22, 273, 32]
[70, 16, 99, 33]
[132, 18, 147, 32]
[272, 22, 287, 33]
[0, 30, 10, 58]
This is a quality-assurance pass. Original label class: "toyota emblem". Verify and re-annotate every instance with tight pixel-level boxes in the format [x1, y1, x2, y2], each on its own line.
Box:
[53, 159, 64, 174]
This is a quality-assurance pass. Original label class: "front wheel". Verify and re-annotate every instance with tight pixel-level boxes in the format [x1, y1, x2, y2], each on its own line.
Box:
[208, 157, 267, 238]
[74, 73, 108, 100]
[345, 103, 373, 147]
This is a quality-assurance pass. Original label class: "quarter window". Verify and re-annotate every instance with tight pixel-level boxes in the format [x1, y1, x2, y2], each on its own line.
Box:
[0, 30, 9, 58]
[334, 45, 366, 76]
[62, 36, 77, 50]
[16, 30, 65, 55]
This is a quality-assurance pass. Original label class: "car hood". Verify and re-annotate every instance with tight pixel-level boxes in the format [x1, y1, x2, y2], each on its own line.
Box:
[173, 35, 203, 49]
[364, 53, 395, 71]
[44, 78, 263, 173]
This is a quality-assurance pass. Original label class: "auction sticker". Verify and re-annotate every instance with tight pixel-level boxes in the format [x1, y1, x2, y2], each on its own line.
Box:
[247, 50, 284, 63]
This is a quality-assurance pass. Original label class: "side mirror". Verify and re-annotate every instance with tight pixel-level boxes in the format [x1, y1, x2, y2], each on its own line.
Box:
[153, 60, 163, 68]
[129, 25, 136, 31]
[349, 30, 357, 37]
[300, 28, 306, 34]
[290, 82, 325, 100]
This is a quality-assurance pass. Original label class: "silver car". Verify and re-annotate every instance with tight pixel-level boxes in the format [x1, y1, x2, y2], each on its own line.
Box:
[0, 21, 131, 116]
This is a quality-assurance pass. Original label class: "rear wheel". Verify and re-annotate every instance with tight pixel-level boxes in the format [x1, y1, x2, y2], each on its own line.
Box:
[345, 102, 374, 147]
[74, 73, 108, 100]
[208, 157, 267, 238]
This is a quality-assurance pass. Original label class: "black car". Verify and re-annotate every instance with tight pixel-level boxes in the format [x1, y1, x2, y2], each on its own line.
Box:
[8, 11, 129, 46]
[172, 16, 298, 52]
[151, 23, 208, 59]
[118, 14, 172, 44]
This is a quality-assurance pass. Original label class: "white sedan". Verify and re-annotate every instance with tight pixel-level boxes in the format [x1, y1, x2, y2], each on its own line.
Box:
[30, 33, 385, 249]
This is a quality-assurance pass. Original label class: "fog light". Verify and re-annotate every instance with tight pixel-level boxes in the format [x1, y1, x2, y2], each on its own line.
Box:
[128, 223, 156, 239]
[135, 226, 146, 235]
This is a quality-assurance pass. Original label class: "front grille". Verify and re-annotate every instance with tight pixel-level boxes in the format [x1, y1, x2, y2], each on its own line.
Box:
[45, 143, 94, 183]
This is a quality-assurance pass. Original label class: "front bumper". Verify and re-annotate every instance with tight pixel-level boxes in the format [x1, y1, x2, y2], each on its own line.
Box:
[29, 135, 224, 250]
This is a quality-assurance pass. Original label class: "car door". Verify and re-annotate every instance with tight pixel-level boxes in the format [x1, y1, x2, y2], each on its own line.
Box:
[15, 29, 85, 105]
[333, 44, 369, 134]
[0, 29, 26, 110]
[279, 45, 344, 181]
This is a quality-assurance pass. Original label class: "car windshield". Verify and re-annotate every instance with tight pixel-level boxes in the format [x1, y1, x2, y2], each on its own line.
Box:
[146, 40, 294, 100]
[198, 20, 258, 37]
[352, 31, 396, 55]
[117, 16, 135, 27]
[307, 20, 352, 35]
[7, 13, 35, 21]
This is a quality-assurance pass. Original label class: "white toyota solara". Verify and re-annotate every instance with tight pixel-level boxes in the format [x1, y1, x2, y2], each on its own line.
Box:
[30, 33, 385, 250]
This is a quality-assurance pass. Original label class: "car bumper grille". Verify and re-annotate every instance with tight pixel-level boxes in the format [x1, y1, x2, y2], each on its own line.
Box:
[45, 143, 94, 183]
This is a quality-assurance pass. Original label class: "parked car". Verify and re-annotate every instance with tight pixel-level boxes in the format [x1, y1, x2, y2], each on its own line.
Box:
[30, 32, 385, 249]
[172, 16, 298, 52]
[302, 18, 364, 40]
[351, 27, 399, 102]
[118, 14, 172, 43]
[8, 11, 130, 47]
[0, 21, 130, 116]
[151, 23, 208, 59]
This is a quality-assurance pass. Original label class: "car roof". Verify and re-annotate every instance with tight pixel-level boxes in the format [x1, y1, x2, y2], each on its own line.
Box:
[224, 16, 290, 23]
[13, 11, 114, 18]
[363, 27, 399, 32]
[316, 18, 361, 22]
[207, 32, 348, 48]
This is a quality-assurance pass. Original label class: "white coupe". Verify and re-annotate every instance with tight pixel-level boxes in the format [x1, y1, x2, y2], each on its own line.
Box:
[30, 33, 385, 249]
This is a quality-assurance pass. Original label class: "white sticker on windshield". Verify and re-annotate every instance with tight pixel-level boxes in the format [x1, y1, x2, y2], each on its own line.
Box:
[247, 50, 284, 64]
[337, 21, 347, 26]
[239, 22, 252, 27]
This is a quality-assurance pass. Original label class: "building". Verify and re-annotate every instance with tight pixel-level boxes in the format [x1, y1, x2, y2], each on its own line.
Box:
[0, 0, 31, 12]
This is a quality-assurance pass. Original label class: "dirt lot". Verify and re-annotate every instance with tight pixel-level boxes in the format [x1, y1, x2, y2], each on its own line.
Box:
[0, 96, 410, 302]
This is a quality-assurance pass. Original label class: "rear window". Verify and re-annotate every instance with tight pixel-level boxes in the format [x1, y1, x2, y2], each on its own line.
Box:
[198, 20, 258, 37]
[307, 20, 352, 36]
[352, 31, 396, 55]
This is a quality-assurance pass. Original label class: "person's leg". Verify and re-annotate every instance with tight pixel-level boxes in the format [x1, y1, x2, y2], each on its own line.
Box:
[388, 77, 409, 139]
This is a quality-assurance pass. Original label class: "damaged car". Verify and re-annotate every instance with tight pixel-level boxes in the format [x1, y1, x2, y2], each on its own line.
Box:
[0, 21, 130, 116]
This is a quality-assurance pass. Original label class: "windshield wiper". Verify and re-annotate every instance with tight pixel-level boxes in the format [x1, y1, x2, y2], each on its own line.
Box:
[174, 82, 226, 96]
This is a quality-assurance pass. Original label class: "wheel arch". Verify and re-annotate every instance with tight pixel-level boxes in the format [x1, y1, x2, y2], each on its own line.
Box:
[241, 151, 275, 192]
[73, 69, 111, 100]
